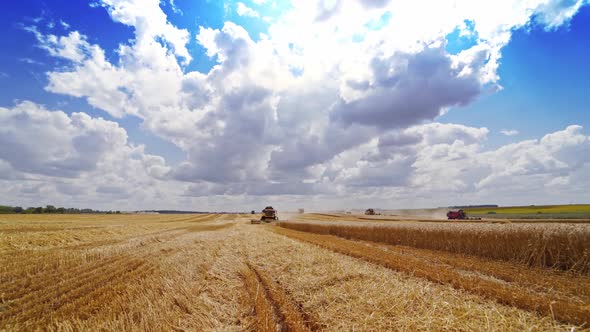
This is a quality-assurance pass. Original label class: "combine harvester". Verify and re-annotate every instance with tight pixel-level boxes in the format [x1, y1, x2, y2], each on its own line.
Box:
[251, 206, 279, 224]
[446, 209, 481, 220]
[365, 208, 382, 216]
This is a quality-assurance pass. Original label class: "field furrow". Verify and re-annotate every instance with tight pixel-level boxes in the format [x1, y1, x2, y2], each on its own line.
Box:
[242, 262, 318, 332]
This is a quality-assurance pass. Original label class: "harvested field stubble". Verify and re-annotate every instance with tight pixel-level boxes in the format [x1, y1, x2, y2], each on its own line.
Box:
[0, 214, 251, 331]
[278, 221, 590, 274]
[0, 214, 584, 331]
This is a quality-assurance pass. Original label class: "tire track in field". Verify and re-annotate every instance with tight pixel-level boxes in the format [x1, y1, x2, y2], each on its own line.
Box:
[241, 262, 320, 332]
[272, 226, 590, 327]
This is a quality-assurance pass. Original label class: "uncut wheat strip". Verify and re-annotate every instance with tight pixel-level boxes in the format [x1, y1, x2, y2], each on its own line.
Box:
[273, 226, 590, 327]
[303, 213, 369, 224]
[364, 238, 590, 303]
[247, 225, 569, 331]
[332, 220, 590, 280]
[279, 221, 590, 275]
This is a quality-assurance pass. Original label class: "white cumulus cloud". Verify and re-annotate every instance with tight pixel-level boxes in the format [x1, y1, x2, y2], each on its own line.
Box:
[501, 129, 519, 136]
[236, 2, 260, 17]
[0, 101, 174, 210]
[11, 0, 589, 209]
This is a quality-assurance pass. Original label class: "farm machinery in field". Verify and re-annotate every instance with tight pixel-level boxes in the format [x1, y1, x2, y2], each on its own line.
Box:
[251, 206, 279, 224]
[365, 208, 381, 215]
[446, 209, 481, 220]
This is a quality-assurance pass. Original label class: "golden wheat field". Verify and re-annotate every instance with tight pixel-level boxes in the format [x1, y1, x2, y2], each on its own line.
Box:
[1, 213, 590, 331]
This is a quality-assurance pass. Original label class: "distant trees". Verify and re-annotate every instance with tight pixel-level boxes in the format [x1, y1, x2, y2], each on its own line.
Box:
[0, 205, 14, 214]
[0, 204, 121, 214]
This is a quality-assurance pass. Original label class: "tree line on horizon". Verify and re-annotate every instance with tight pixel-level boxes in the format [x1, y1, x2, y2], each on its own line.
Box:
[0, 204, 121, 214]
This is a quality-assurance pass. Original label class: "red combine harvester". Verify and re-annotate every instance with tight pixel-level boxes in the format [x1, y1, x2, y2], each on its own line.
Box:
[447, 209, 481, 220]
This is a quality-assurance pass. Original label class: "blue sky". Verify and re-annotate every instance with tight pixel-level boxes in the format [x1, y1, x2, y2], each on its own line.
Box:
[0, 0, 589, 210]
[440, 6, 590, 147]
[2, 1, 588, 154]
[0, 0, 289, 163]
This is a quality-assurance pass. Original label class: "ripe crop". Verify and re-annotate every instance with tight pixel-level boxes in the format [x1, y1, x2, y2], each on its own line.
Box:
[277, 221, 590, 274]
[1, 214, 587, 330]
